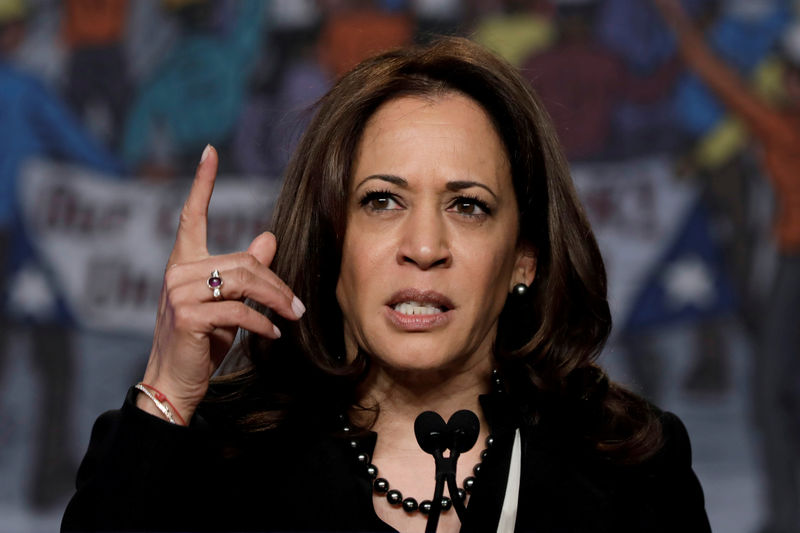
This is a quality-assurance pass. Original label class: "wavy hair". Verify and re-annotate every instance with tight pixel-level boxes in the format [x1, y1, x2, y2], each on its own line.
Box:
[208, 37, 662, 463]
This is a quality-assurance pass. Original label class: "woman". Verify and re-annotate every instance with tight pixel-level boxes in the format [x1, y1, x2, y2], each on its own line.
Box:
[62, 37, 710, 533]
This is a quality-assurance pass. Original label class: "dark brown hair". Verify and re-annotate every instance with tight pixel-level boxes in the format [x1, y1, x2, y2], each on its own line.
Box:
[209, 36, 662, 463]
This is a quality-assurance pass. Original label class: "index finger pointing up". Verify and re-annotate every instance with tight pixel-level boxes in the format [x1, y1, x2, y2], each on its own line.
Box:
[170, 144, 218, 264]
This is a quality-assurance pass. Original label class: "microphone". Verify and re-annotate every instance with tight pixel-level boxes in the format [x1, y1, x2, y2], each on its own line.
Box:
[414, 410, 480, 533]
[414, 411, 448, 454]
[448, 410, 480, 453]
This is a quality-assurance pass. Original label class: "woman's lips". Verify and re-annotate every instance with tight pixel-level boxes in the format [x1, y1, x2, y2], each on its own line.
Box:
[384, 289, 455, 331]
[384, 305, 452, 331]
[386, 289, 454, 310]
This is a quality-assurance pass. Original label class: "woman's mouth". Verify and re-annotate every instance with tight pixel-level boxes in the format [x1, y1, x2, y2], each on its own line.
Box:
[392, 301, 446, 315]
[385, 290, 454, 330]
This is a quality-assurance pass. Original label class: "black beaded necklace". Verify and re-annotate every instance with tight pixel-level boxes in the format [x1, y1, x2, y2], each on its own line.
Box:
[343, 369, 505, 515]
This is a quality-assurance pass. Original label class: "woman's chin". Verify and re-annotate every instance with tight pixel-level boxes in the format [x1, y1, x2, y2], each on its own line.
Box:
[368, 345, 492, 379]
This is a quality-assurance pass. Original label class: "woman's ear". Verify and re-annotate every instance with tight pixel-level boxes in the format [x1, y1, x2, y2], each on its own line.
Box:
[510, 243, 536, 291]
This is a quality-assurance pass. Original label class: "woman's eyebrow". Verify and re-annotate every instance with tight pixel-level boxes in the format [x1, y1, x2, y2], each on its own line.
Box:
[355, 174, 408, 190]
[354, 175, 498, 200]
[446, 180, 497, 200]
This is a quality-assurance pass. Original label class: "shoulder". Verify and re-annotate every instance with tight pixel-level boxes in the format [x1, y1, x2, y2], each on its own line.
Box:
[607, 410, 711, 532]
[516, 408, 711, 532]
[648, 410, 694, 469]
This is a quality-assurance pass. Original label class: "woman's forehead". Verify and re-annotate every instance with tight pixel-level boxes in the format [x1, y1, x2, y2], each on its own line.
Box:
[352, 94, 511, 189]
[362, 93, 495, 138]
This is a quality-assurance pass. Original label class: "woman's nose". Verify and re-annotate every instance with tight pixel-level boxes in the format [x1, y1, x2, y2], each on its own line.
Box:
[396, 210, 452, 269]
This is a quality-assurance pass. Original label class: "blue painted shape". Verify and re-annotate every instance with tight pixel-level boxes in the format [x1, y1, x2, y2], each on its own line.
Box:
[623, 200, 737, 331]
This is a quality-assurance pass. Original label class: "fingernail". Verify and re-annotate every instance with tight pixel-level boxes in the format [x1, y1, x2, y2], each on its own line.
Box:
[273, 325, 281, 338]
[291, 296, 306, 318]
[200, 144, 212, 164]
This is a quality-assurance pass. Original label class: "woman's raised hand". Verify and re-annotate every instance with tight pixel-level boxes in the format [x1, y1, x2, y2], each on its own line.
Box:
[137, 145, 305, 424]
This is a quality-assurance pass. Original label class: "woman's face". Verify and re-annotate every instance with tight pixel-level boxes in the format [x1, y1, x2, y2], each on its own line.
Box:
[336, 93, 535, 375]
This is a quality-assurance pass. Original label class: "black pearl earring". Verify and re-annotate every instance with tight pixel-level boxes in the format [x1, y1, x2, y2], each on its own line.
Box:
[511, 283, 528, 296]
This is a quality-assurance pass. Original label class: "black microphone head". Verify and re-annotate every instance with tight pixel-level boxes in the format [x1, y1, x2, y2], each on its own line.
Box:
[447, 410, 480, 453]
[414, 411, 448, 455]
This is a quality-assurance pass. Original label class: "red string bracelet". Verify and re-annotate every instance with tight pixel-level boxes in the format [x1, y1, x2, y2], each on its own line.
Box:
[135, 382, 187, 426]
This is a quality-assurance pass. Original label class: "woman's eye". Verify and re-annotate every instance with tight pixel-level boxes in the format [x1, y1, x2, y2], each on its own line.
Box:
[370, 197, 395, 210]
[449, 197, 490, 217]
[360, 192, 402, 211]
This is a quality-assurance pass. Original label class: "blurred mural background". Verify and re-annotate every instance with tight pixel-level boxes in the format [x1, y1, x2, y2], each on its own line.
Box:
[1, 0, 799, 531]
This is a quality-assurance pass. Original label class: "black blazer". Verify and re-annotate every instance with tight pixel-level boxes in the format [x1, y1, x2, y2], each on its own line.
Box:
[62, 388, 711, 532]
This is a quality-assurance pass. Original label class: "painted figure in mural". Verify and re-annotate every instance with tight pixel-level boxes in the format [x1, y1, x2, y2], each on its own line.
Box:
[121, 0, 265, 176]
[0, 0, 123, 509]
[61, 0, 131, 149]
[654, 1, 800, 532]
[521, 1, 680, 161]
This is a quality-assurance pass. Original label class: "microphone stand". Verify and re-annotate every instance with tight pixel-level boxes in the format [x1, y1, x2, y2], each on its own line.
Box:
[426, 448, 469, 533]
[416, 410, 479, 533]
[425, 448, 447, 533]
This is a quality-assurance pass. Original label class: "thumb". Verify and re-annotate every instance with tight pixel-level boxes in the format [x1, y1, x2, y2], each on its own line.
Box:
[248, 231, 278, 266]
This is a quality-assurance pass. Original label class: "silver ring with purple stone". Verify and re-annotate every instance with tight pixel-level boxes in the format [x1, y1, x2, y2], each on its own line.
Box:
[207, 269, 224, 300]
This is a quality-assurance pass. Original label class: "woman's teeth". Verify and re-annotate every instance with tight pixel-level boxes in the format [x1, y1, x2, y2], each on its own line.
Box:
[393, 302, 443, 315]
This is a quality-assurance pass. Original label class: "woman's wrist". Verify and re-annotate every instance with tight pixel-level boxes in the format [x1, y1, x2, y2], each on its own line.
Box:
[140, 366, 205, 423]
[134, 382, 187, 425]
[135, 387, 175, 422]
